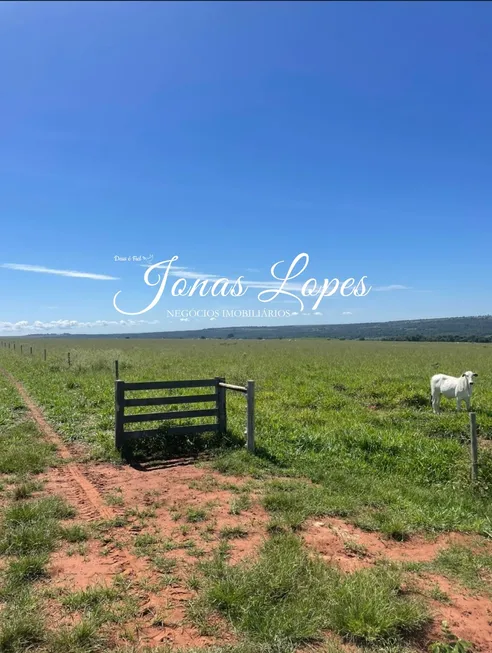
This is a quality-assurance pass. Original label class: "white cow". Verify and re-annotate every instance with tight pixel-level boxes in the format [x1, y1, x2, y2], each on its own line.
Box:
[430, 371, 478, 414]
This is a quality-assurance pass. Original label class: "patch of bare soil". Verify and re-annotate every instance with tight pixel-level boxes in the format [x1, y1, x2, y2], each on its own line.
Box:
[303, 518, 492, 651]
[422, 575, 492, 652]
[62, 462, 270, 646]
[41, 460, 270, 648]
[82, 462, 268, 563]
[303, 517, 479, 570]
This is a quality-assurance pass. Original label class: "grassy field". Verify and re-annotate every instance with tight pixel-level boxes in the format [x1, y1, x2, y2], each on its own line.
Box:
[0, 338, 491, 652]
[1, 338, 492, 539]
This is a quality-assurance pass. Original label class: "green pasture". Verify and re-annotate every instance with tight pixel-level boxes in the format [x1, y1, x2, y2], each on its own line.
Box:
[1, 338, 492, 537]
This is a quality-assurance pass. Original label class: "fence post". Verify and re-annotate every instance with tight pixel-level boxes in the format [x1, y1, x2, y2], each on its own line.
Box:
[30, 346, 32, 355]
[246, 380, 255, 453]
[115, 380, 125, 450]
[44, 349, 47, 361]
[115, 359, 119, 380]
[67, 352, 70, 367]
[470, 412, 478, 482]
[216, 377, 227, 434]
[20, 345, 23, 354]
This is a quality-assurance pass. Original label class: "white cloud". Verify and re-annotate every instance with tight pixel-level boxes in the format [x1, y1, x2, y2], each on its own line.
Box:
[209, 317, 217, 321]
[372, 285, 410, 292]
[179, 317, 190, 322]
[313, 311, 323, 316]
[0, 319, 159, 332]
[1, 263, 118, 281]
[241, 279, 308, 292]
[141, 264, 308, 292]
[342, 311, 353, 315]
[171, 269, 221, 280]
[141, 264, 220, 280]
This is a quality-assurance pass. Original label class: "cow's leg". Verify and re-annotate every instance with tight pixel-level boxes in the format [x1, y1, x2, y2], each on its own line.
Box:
[456, 397, 461, 411]
[465, 397, 471, 411]
[432, 393, 440, 414]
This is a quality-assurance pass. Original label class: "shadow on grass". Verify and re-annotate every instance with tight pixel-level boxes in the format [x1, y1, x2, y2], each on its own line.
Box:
[252, 443, 285, 468]
[120, 426, 246, 470]
[398, 393, 430, 409]
[120, 424, 284, 473]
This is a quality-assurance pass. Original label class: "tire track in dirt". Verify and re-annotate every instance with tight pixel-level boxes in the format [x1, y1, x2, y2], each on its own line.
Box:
[0, 367, 139, 575]
[1, 367, 113, 520]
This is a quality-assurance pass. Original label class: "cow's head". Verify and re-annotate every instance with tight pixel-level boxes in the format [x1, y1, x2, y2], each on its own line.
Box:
[462, 371, 478, 385]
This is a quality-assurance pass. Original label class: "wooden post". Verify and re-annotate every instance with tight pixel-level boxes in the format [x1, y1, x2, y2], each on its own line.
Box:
[115, 359, 119, 380]
[13, 343, 15, 350]
[67, 352, 70, 367]
[216, 377, 227, 434]
[246, 380, 255, 453]
[470, 412, 478, 482]
[115, 380, 125, 450]
[43, 349, 47, 361]
[20, 345, 23, 353]
[30, 346, 32, 355]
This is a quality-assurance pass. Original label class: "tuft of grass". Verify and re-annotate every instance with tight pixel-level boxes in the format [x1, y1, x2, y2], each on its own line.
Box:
[188, 475, 221, 492]
[12, 479, 43, 501]
[428, 584, 452, 604]
[187, 574, 201, 591]
[137, 643, 304, 653]
[431, 544, 492, 594]
[134, 533, 159, 555]
[194, 533, 428, 646]
[326, 563, 429, 643]
[343, 539, 368, 557]
[0, 496, 75, 556]
[105, 492, 124, 507]
[48, 618, 104, 653]
[59, 524, 90, 543]
[153, 556, 177, 575]
[371, 512, 412, 542]
[229, 494, 252, 515]
[61, 584, 119, 621]
[186, 507, 208, 523]
[220, 526, 249, 540]
[429, 621, 474, 653]
[265, 518, 290, 535]
[96, 515, 129, 529]
[0, 592, 46, 652]
[211, 449, 276, 479]
[429, 643, 474, 653]
[0, 421, 54, 476]
[4, 554, 49, 589]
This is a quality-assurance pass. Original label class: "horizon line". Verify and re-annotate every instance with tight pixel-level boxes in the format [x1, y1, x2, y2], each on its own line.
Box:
[1, 313, 491, 338]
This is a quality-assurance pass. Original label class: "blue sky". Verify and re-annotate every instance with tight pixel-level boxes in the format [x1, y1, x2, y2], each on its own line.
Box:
[1, 1, 491, 334]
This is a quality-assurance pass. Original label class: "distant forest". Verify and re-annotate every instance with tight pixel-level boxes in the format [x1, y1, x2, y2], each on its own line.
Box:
[24, 315, 492, 342]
